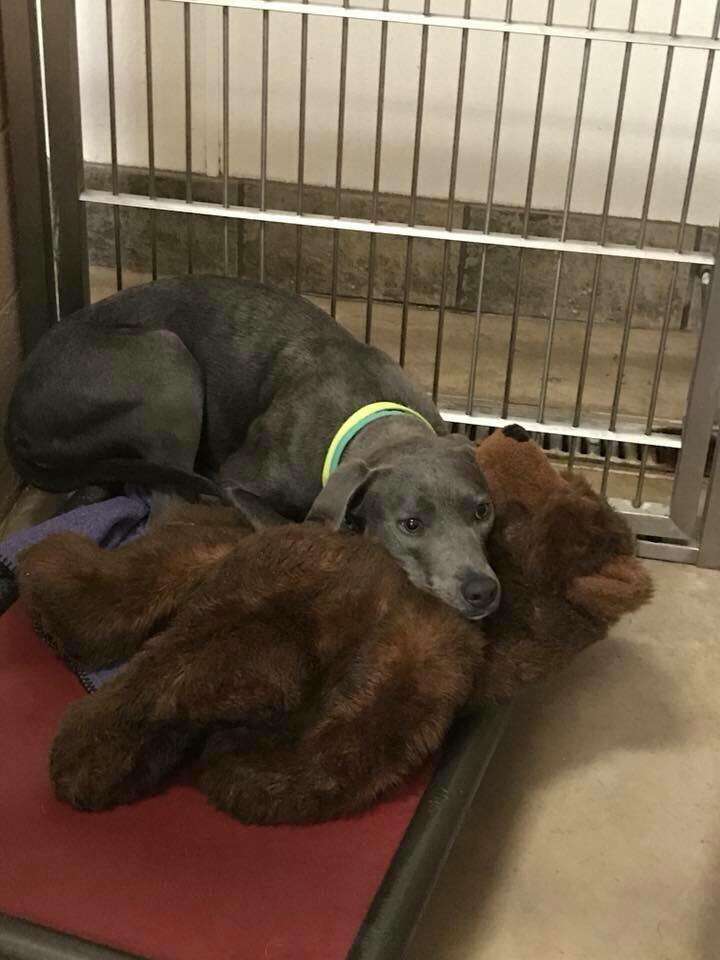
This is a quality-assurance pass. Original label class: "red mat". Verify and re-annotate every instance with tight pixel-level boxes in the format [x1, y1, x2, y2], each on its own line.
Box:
[0, 603, 427, 960]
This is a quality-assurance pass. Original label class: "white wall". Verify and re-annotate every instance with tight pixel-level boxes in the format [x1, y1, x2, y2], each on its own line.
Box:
[76, 0, 720, 225]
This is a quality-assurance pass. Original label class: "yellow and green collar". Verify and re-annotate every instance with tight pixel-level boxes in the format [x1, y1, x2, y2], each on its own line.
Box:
[321, 402, 434, 486]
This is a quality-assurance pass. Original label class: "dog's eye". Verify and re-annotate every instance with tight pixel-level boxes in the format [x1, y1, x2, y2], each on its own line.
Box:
[399, 517, 423, 534]
[474, 502, 492, 522]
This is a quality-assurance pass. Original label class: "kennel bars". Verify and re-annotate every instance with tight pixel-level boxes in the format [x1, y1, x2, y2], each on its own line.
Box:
[4, 0, 720, 566]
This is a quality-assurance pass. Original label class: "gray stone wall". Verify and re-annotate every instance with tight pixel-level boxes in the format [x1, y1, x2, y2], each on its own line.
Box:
[85, 163, 713, 331]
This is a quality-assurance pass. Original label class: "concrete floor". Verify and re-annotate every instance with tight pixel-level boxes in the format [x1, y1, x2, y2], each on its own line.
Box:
[412, 559, 720, 960]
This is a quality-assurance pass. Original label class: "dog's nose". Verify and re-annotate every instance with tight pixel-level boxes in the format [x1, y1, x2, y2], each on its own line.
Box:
[461, 575, 500, 612]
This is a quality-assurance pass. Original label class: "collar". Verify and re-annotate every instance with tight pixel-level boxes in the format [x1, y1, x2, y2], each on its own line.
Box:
[321, 402, 434, 486]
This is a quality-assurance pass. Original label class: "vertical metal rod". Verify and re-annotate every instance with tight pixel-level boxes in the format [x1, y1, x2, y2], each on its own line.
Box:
[567, 0, 638, 471]
[39, 0, 90, 316]
[432, 0, 472, 403]
[330, 2, 350, 317]
[365, 0, 390, 344]
[106, 0, 122, 290]
[399, 0, 432, 368]
[600, 0, 682, 495]
[259, 8, 269, 282]
[536, 1, 596, 422]
[502, 0, 554, 418]
[222, 5, 230, 276]
[0, 0, 55, 349]
[671, 229, 720, 536]
[295, 0, 309, 293]
[184, 2, 194, 274]
[634, 7, 720, 506]
[144, 0, 157, 280]
[466, 0, 513, 413]
[697, 419, 720, 569]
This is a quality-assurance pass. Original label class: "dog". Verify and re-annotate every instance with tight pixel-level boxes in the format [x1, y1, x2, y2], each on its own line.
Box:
[17, 427, 653, 824]
[7, 277, 499, 619]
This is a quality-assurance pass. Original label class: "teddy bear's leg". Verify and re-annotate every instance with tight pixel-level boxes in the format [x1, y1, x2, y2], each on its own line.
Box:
[18, 523, 237, 668]
[50, 615, 308, 811]
[50, 637, 200, 811]
[199, 655, 457, 824]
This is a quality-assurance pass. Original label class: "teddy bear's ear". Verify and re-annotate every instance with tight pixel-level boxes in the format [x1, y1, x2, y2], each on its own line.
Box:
[476, 426, 569, 509]
[501, 423, 530, 442]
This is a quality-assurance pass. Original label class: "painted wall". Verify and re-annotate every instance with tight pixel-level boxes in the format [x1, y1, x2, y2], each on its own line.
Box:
[76, 0, 720, 225]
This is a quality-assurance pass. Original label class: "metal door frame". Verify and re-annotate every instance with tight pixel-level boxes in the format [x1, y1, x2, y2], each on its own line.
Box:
[5, 0, 720, 566]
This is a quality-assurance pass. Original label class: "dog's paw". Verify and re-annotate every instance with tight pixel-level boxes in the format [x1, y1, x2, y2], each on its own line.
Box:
[49, 698, 141, 811]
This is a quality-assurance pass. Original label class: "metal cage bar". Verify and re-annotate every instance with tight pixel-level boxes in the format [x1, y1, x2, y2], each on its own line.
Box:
[465, 0, 512, 414]
[39, 0, 89, 318]
[634, 5, 720, 507]
[365, 0, 389, 345]
[105, 0, 122, 291]
[671, 243, 720, 537]
[536, 0, 596, 422]
[80, 189, 715, 267]
[600, 0, 682, 496]
[503, 0, 553, 420]
[432, 0, 471, 402]
[399, 0, 432, 368]
[259, 9, 269, 282]
[0, 0, 56, 352]
[24, 0, 720, 565]
[330, 2, 350, 317]
[295, 0, 309, 293]
[184, 3, 194, 273]
[164, 0, 720, 53]
[567, 0, 637, 471]
[698, 419, 720, 567]
[145, 0, 158, 281]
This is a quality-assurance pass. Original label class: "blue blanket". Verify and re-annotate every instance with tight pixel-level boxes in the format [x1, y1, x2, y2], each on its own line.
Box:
[0, 491, 151, 690]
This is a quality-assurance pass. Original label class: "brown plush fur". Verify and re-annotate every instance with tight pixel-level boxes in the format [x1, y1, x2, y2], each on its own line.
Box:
[17, 428, 653, 824]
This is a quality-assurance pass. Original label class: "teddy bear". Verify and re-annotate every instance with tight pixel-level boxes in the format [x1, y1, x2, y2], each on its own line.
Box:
[17, 425, 652, 824]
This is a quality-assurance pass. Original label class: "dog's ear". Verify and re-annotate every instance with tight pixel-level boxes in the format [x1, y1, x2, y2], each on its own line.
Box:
[305, 461, 379, 530]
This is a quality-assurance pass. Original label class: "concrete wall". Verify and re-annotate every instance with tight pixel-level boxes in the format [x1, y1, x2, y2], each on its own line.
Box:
[0, 8, 21, 516]
[75, 0, 720, 225]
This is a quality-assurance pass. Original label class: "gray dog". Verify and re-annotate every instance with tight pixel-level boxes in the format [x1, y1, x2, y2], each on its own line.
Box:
[7, 276, 500, 619]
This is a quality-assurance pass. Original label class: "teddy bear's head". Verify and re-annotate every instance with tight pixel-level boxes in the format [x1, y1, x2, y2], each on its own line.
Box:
[476, 425, 653, 623]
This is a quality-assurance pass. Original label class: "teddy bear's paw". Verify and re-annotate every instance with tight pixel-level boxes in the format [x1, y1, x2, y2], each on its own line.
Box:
[50, 699, 142, 811]
[529, 490, 635, 585]
[567, 556, 654, 621]
[18, 535, 121, 667]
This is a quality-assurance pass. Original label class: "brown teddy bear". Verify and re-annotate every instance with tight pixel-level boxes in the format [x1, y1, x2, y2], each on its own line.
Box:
[17, 426, 652, 824]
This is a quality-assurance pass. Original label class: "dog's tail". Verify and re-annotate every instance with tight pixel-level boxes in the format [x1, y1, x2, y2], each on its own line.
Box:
[6, 438, 226, 505]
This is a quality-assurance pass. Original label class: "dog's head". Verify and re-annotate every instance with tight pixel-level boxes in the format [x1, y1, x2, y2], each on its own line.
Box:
[306, 434, 500, 620]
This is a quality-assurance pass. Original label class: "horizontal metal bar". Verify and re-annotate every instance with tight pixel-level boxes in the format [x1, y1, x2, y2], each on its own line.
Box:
[635, 540, 699, 563]
[612, 504, 687, 540]
[80, 191, 715, 266]
[439, 410, 683, 449]
[163, 0, 720, 51]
